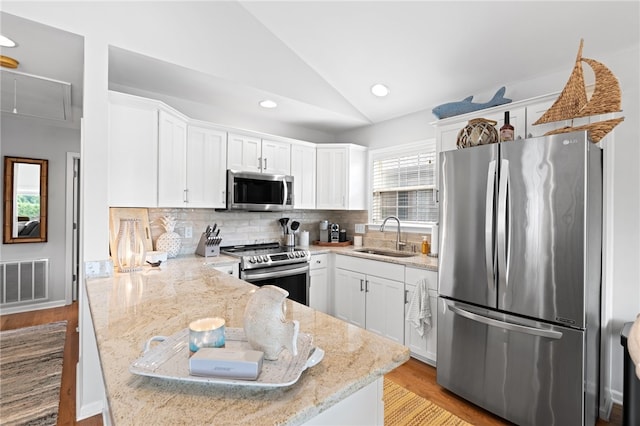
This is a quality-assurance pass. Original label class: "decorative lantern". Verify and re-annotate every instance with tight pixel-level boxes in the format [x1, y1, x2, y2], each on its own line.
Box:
[115, 218, 146, 272]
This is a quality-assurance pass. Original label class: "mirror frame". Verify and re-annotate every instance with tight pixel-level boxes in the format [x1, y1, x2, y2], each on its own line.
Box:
[3, 156, 48, 244]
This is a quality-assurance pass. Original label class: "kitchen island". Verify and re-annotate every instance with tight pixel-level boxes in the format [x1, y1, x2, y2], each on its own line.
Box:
[84, 256, 410, 425]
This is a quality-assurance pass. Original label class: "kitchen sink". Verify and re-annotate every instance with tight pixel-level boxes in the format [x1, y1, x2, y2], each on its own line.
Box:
[353, 248, 416, 258]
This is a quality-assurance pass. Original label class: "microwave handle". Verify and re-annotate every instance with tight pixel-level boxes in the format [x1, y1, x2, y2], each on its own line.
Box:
[282, 177, 288, 208]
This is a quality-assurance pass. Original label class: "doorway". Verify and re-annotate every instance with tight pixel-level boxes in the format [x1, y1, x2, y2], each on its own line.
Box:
[65, 152, 80, 302]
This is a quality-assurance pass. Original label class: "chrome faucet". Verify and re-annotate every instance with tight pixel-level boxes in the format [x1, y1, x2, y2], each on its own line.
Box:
[380, 216, 406, 251]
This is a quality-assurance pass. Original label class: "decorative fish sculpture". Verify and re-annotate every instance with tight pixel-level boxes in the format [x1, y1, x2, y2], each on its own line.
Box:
[432, 86, 512, 119]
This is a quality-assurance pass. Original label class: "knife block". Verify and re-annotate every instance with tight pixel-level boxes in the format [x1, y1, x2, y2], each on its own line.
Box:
[195, 234, 220, 257]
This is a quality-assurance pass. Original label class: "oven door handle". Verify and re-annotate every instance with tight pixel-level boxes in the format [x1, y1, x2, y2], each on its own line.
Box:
[243, 264, 309, 281]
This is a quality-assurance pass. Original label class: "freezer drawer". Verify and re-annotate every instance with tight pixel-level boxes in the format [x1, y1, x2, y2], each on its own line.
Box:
[437, 298, 595, 426]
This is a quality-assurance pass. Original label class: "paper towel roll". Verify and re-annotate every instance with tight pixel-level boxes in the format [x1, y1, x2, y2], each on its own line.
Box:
[430, 224, 439, 255]
[298, 231, 309, 247]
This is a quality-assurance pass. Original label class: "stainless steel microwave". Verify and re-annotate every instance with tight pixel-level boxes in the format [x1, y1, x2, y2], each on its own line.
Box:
[226, 170, 294, 211]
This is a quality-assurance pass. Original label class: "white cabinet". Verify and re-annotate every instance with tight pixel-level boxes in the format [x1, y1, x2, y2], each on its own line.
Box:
[213, 263, 239, 277]
[157, 110, 188, 207]
[108, 92, 159, 207]
[227, 133, 291, 174]
[309, 253, 329, 313]
[404, 267, 438, 365]
[261, 139, 291, 175]
[290, 141, 316, 209]
[227, 132, 261, 172]
[435, 106, 526, 154]
[334, 255, 405, 344]
[157, 115, 228, 208]
[185, 125, 227, 208]
[316, 144, 367, 210]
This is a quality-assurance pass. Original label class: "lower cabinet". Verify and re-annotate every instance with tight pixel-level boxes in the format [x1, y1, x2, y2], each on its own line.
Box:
[334, 255, 405, 344]
[404, 267, 438, 365]
[309, 254, 329, 313]
[213, 263, 239, 277]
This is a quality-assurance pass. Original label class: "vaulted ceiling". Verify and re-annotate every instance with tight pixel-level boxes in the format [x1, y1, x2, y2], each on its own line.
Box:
[1, 2, 638, 134]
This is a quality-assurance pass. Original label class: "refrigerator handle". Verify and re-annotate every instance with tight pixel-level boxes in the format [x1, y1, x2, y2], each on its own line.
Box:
[485, 160, 497, 292]
[497, 159, 510, 288]
[446, 302, 563, 340]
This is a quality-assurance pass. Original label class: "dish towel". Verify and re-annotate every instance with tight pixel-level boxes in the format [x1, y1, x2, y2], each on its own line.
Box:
[406, 278, 432, 337]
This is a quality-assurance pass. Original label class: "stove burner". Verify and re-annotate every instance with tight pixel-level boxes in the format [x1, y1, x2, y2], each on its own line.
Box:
[221, 242, 310, 270]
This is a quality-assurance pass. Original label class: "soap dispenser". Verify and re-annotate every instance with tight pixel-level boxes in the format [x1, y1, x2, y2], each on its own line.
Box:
[421, 236, 429, 255]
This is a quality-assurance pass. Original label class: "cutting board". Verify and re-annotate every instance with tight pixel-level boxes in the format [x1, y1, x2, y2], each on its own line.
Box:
[312, 240, 353, 247]
[109, 208, 154, 256]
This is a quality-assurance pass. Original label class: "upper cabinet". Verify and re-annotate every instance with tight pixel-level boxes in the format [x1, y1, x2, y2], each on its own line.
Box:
[227, 132, 262, 172]
[108, 92, 159, 208]
[108, 92, 228, 209]
[261, 139, 291, 175]
[157, 109, 188, 207]
[436, 106, 526, 153]
[316, 144, 367, 210]
[185, 124, 227, 209]
[290, 141, 316, 209]
[227, 133, 291, 175]
[157, 112, 229, 209]
[108, 91, 368, 212]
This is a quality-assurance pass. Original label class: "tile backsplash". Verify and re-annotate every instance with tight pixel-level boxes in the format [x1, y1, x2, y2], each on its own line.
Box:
[147, 209, 368, 255]
[138, 208, 432, 256]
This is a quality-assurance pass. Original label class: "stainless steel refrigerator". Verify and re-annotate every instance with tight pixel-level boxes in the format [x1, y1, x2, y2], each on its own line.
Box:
[437, 131, 601, 426]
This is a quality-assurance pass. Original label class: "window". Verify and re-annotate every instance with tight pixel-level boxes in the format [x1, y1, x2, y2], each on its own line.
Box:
[370, 139, 438, 224]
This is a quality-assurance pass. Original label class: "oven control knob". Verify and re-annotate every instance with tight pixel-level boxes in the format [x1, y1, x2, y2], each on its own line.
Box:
[262, 255, 269, 263]
[249, 256, 256, 263]
[288, 253, 294, 259]
[295, 252, 302, 258]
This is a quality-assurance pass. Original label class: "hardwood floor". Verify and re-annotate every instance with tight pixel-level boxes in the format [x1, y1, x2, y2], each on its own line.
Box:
[1, 304, 623, 426]
[386, 357, 623, 426]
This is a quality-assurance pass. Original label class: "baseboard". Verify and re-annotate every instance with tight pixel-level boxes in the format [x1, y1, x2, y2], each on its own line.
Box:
[599, 387, 624, 421]
[609, 388, 623, 406]
[599, 396, 613, 421]
[77, 400, 103, 421]
[0, 300, 66, 315]
[76, 362, 104, 421]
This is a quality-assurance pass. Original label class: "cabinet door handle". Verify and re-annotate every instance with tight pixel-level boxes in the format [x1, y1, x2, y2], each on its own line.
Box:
[258, 157, 262, 170]
[183, 189, 188, 203]
[365, 280, 369, 293]
[264, 158, 268, 170]
[360, 279, 364, 292]
[404, 289, 409, 304]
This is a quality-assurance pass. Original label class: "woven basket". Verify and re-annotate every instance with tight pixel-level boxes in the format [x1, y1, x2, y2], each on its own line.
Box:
[456, 118, 499, 149]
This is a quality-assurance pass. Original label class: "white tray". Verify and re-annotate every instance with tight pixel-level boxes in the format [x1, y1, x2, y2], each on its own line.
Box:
[130, 327, 324, 388]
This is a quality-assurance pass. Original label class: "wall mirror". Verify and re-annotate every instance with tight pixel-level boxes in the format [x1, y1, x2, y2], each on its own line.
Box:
[3, 156, 48, 243]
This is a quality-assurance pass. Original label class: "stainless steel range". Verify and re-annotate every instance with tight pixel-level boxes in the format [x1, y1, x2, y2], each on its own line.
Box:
[221, 243, 311, 305]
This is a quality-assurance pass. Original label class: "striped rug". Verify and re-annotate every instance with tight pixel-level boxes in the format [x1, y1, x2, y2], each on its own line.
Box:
[0, 320, 67, 425]
[384, 378, 471, 425]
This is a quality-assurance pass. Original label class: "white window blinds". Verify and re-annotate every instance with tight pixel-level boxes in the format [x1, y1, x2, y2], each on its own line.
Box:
[371, 139, 438, 224]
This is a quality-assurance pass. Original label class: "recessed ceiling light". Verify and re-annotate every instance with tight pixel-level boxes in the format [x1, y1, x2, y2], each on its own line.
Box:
[259, 100, 278, 109]
[0, 35, 17, 48]
[371, 83, 390, 97]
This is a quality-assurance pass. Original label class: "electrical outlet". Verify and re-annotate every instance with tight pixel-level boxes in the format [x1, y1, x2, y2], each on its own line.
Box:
[355, 223, 366, 234]
[185, 226, 193, 238]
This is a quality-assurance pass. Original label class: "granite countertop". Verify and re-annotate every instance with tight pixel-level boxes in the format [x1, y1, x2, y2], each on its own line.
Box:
[85, 256, 409, 425]
[307, 244, 439, 271]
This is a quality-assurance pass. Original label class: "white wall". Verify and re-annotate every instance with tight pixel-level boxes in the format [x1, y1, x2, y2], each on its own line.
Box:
[0, 114, 81, 310]
[339, 45, 640, 411]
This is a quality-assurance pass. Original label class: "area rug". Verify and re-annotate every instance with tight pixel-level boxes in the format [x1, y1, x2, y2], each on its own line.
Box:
[0, 320, 67, 425]
[384, 378, 471, 425]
